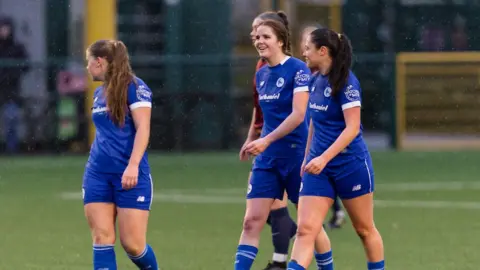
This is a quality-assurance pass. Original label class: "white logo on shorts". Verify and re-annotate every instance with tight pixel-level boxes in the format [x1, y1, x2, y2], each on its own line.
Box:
[352, 184, 361, 192]
[299, 182, 303, 192]
[137, 196, 145, 202]
[247, 184, 252, 194]
[82, 188, 85, 199]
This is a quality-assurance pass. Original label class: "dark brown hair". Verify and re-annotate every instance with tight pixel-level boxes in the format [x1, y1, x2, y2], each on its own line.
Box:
[87, 40, 135, 126]
[257, 19, 292, 56]
[256, 11, 291, 55]
[310, 28, 352, 96]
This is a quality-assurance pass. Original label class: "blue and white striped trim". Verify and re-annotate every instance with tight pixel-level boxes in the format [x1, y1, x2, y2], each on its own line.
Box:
[294, 86, 309, 93]
[341, 101, 361, 110]
[316, 256, 334, 266]
[235, 250, 257, 260]
[129, 101, 152, 110]
[365, 159, 373, 193]
[128, 246, 148, 260]
[93, 244, 114, 251]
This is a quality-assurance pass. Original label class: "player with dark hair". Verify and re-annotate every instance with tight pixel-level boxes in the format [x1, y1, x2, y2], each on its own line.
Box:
[243, 11, 297, 270]
[287, 28, 384, 270]
[83, 39, 159, 270]
[298, 25, 346, 230]
[233, 16, 335, 269]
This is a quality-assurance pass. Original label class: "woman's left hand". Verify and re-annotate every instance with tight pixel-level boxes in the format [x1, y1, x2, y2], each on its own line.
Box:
[245, 137, 271, 156]
[304, 155, 328, 175]
[122, 163, 139, 190]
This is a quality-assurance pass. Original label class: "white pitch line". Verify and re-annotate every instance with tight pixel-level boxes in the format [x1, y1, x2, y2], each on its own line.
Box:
[118, 181, 480, 196]
[375, 181, 480, 191]
[59, 192, 480, 209]
[374, 200, 480, 210]
[60, 192, 245, 204]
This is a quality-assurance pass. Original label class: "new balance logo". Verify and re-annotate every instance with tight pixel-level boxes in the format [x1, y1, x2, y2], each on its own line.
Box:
[137, 196, 145, 202]
[352, 184, 361, 191]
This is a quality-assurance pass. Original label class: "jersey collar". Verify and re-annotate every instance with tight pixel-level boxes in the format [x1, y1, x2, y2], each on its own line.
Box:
[280, 56, 291, 65]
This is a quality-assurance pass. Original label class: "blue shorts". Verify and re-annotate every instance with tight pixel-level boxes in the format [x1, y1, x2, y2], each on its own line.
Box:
[247, 155, 303, 204]
[82, 168, 153, 210]
[300, 153, 374, 200]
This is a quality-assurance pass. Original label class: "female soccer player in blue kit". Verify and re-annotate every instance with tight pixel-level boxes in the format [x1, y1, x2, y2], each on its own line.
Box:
[244, 11, 298, 270]
[287, 28, 384, 270]
[299, 25, 345, 230]
[83, 39, 158, 270]
[234, 17, 333, 270]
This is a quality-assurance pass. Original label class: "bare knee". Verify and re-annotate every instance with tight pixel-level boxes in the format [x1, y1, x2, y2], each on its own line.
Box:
[92, 227, 115, 245]
[353, 224, 377, 241]
[243, 214, 266, 236]
[296, 221, 319, 239]
[120, 231, 146, 256]
[121, 239, 146, 257]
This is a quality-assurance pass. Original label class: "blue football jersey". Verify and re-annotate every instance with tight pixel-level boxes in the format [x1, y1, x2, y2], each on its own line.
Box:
[308, 71, 368, 162]
[255, 56, 311, 157]
[86, 77, 152, 174]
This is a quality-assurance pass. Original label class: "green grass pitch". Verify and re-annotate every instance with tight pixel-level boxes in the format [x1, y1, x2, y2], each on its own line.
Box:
[0, 151, 479, 269]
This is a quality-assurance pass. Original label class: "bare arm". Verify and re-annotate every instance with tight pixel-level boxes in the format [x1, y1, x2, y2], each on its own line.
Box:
[129, 107, 151, 165]
[304, 118, 314, 160]
[321, 107, 361, 162]
[246, 107, 259, 141]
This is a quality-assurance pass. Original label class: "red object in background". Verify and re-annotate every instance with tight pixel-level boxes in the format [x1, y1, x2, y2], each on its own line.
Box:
[57, 71, 87, 95]
[253, 58, 267, 130]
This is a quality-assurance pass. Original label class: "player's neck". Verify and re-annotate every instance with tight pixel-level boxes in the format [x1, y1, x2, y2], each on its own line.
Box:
[319, 58, 333, 75]
[266, 53, 288, 67]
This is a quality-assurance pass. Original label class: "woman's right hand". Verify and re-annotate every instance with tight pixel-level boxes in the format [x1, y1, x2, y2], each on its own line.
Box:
[239, 138, 253, 161]
[300, 158, 307, 177]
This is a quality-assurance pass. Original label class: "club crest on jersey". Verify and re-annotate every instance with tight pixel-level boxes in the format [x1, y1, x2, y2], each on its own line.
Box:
[324, 87, 332, 97]
[276, 77, 285, 88]
[344, 85, 360, 101]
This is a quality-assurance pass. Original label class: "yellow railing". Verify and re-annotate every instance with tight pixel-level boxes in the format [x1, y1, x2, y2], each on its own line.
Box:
[396, 52, 480, 150]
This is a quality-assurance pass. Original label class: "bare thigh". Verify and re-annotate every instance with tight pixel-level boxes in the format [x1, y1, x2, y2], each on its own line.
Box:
[84, 202, 117, 244]
[117, 208, 150, 256]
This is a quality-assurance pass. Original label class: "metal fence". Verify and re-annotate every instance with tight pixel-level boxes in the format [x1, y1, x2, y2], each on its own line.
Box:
[0, 52, 396, 154]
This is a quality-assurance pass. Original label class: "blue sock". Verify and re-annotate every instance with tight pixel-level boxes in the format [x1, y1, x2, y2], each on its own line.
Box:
[315, 250, 334, 270]
[287, 260, 305, 270]
[269, 207, 297, 261]
[368, 260, 385, 270]
[128, 244, 158, 270]
[93, 244, 117, 270]
[234, 244, 258, 270]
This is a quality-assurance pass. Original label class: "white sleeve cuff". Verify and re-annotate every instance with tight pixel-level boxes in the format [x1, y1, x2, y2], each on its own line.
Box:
[342, 101, 361, 110]
[294, 86, 309, 93]
[129, 101, 152, 110]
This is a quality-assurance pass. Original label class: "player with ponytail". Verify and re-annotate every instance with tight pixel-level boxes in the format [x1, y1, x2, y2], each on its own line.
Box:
[287, 28, 385, 270]
[84, 39, 159, 270]
[299, 25, 346, 230]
